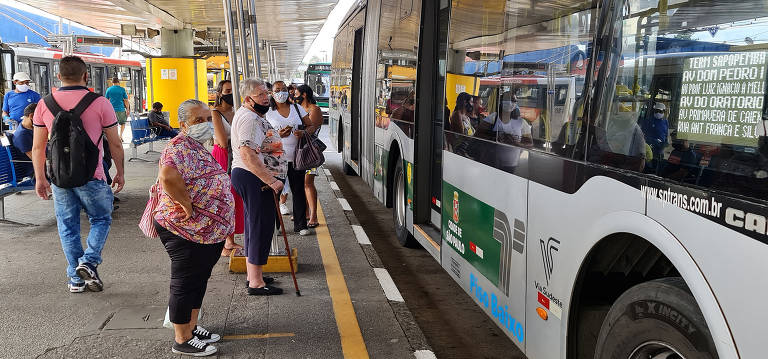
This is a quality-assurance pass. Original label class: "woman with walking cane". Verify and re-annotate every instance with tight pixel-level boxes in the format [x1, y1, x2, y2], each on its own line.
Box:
[230, 78, 287, 296]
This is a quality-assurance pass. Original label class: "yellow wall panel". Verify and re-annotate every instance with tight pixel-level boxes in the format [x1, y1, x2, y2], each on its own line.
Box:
[146, 58, 206, 128]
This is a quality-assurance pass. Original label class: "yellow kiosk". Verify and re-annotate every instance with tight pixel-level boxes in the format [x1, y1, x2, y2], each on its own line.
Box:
[146, 57, 207, 128]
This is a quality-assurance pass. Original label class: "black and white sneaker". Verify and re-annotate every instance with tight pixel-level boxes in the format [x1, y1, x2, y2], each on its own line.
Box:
[192, 326, 221, 344]
[75, 262, 103, 292]
[172, 336, 217, 357]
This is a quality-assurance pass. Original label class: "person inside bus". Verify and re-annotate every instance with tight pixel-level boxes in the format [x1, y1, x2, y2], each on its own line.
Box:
[469, 95, 488, 131]
[391, 90, 416, 130]
[591, 102, 646, 171]
[639, 102, 669, 174]
[661, 130, 701, 183]
[449, 92, 476, 136]
[480, 92, 532, 171]
[148, 102, 179, 138]
[2, 72, 40, 131]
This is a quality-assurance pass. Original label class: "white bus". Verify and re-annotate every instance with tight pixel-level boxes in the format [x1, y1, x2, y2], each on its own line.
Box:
[330, 0, 766, 357]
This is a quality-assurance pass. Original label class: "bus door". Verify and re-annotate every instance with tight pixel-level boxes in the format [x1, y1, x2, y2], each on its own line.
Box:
[0, 50, 13, 101]
[132, 69, 144, 112]
[31, 61, 51, 96]
[92, 66, 106, 95]
[349, 27, 365, 169]
[414, 0, 448, 234]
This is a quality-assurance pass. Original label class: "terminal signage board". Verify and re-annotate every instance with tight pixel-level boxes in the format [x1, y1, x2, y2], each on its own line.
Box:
[677, 52, 768, 147]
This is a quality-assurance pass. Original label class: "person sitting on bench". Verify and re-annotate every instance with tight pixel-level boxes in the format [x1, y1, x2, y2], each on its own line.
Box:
[4, 103, 36, 182]
[149, 102, 178, 138]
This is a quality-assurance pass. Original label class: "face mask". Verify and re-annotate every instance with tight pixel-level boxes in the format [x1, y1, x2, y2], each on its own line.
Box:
[273, 91, 289, 103]
[246, 96, 270, 115]
[294, 95, 304, 104]
[654, 112, 664, 120]
[221, 94, 234, 106]
[186, 122, 213, 143]
[16, 84, 29, 92]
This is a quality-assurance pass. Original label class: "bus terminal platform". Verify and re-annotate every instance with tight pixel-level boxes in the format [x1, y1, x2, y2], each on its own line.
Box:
[0, 135, 430, 359]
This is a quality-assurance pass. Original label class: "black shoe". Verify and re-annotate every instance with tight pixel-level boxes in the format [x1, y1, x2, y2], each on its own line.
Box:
[172, 336, 217, 356]
[75, 262, 103, 292]
[192, 325, 221, 344]
[245, 277, 275, 287]
[247, 285, 284, 296]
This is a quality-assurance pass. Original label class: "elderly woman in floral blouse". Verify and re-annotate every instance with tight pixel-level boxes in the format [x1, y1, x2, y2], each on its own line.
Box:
[154, 99, 234, 357]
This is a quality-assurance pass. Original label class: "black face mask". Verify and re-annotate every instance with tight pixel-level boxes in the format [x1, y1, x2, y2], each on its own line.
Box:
[221, 94, 234, 106]
[247, 97, 270, 115]
[295, 95, 304, 104]
[465, 103, 474, 113]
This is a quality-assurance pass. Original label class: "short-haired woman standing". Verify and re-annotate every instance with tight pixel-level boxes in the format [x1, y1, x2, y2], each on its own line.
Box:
[231, 78, 286, 295]
[266, 81, 319, 236]
[154, 99, 234, 356]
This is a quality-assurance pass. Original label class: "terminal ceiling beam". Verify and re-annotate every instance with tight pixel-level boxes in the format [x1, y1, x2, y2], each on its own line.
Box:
[14, 0, 339, 77]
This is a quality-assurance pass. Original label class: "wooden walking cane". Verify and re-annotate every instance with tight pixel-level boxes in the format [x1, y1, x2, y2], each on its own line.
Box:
[263, 185, 301, 296]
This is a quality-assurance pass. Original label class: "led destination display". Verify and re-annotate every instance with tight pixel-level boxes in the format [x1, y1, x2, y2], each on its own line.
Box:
[677, 52, 768, 146]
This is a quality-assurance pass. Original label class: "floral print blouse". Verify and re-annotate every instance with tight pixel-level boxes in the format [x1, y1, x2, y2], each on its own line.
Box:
[154, 134, 235, 244]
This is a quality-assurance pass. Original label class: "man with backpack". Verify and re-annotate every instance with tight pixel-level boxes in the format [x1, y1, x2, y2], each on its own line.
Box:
[31, 56, 125, 293]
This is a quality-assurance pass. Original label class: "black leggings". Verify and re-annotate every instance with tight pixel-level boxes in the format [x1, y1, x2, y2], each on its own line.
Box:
[287, 162, 308, 231]
[156, 221, 224, 324]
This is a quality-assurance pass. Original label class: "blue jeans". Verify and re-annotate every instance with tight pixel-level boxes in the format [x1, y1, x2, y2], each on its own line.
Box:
[51, 180, 113, 280]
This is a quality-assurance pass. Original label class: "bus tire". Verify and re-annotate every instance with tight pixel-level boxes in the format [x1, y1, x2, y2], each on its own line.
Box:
[594, 277, 718, 359]
[392, 160, 417, 247]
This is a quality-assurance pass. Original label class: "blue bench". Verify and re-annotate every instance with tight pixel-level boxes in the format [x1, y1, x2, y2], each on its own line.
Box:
[0, 135, 34, 226]
[128, 113, 174, 162]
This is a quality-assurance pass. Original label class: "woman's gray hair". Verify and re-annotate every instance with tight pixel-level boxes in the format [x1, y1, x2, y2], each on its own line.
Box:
[177, 99, 206, 123]
[240, 77, 266, 97]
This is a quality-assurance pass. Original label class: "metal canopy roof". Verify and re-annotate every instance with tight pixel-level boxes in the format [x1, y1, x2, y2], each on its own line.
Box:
[14, 0, 338, 77]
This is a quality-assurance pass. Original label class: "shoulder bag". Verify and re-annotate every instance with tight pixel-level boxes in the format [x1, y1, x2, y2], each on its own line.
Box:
[294, 134, 325, 171]
[138, 179, 160, 238]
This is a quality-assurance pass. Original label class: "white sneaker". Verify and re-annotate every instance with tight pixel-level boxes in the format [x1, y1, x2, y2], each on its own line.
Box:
[299, 228, 312, 236]
[192, 325, 221, 344]
[280, 203, 290, 215]
[172, 336, 217, 356]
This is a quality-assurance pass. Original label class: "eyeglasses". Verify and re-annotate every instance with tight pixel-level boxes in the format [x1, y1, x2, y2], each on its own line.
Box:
[654, 109, 664, 113]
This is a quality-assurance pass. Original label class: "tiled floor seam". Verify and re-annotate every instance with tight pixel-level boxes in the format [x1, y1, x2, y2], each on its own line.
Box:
[319, 166, 435, 355]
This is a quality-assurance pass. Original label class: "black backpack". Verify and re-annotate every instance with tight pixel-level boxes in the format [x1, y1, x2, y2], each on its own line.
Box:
[44, 92, 102, 188]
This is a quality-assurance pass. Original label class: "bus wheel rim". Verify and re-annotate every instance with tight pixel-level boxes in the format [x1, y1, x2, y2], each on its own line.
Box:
[396, 170, 405, 228]
[628, 340, 686, 359]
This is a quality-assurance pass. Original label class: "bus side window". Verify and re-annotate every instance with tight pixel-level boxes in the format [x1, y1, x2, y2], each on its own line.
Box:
[590, 0, 768, 200]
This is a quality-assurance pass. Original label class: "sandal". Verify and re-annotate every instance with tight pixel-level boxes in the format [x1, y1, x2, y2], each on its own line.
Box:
[307, 222, 319, 228]
[247, 285, 284, 296]
[221, 243, 243, 257]
[245, 277, 275, 287]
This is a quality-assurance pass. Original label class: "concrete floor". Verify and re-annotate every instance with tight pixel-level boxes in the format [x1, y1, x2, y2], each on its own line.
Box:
[0, 133, 425, 358]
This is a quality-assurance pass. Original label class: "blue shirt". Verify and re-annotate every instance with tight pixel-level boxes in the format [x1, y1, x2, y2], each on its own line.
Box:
[640, 115, 669, 154]
[104, 85, 128, 112]
[6, 129, 34, 179]
[2, 90, 41, 121]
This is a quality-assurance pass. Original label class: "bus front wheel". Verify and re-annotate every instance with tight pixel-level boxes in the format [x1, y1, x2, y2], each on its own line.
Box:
[392, 160, 417, 247]
[593, 277, 718, 359]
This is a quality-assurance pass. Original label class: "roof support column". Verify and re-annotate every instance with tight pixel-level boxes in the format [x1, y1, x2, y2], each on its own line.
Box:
[234, 0, 251, 78]
[247, 0, 262, 79]
[222, 0, 241, 108]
